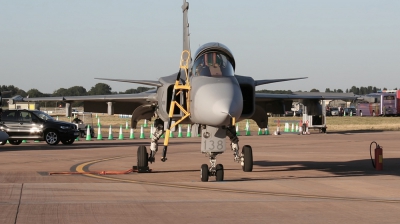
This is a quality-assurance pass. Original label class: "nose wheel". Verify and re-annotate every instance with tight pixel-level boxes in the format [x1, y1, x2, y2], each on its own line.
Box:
[200, 154, 224, 182]
[216, 164, 224, 181]
[201, 164, 209, 182]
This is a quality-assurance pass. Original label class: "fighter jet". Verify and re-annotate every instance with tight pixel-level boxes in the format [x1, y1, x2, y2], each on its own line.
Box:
[10, 0, 357, 181]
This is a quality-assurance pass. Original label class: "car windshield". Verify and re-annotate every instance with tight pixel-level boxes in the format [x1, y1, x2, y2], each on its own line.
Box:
[191, 52, 234, 77]
[32, 111, 54, 121]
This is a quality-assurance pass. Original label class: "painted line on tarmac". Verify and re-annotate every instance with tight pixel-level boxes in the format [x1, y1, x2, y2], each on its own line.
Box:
[74, 156, 400, 204]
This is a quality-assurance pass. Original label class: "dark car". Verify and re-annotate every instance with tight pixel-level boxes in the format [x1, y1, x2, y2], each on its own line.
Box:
[0, 109, 79, 145]
[344, 107, 356, 116]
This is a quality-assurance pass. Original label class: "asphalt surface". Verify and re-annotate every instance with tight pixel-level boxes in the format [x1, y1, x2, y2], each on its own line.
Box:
[1, 131, 400, 223]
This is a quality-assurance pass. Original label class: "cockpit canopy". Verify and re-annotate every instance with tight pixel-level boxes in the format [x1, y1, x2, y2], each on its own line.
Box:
[191, 52, 234, 77]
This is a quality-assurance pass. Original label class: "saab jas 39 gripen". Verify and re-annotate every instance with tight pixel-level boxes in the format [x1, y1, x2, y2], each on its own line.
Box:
[11, 0, 357, 181]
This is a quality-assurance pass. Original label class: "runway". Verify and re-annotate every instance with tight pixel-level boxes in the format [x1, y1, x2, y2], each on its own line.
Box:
[1, 131, 400, 223]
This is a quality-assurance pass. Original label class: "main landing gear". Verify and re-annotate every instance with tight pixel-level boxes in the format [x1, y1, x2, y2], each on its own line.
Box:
[135, 118, 164, 173]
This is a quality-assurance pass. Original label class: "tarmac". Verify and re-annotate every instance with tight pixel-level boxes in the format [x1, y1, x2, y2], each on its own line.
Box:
[1, 131, 400, 223]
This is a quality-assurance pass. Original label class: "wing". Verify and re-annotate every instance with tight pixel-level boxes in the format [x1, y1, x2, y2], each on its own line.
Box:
[254, 77, 307, 86]
[95, 78, 163, 87]
[12, 91, 156, 103]
[255, 92, 357, 114]
[251, 91, 357, 129]
[256, 92, 358, 101]
[11, 90, 157, 115]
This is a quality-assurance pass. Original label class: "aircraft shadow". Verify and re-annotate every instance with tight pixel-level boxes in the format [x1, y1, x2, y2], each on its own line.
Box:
[222, 159, 400, 182]
[327, 129, 386, 134]
[252, 159, 400, 176]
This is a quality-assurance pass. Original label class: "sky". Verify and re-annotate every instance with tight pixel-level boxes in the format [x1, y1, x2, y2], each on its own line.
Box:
[1, 0, 399, 94]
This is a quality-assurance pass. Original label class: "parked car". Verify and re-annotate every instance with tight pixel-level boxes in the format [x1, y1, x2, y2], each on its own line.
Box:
[284, 109, 302, 117]
[344, 107, 356, 116]
[0, 109, 79, 145]
[330, 107, 339, 116]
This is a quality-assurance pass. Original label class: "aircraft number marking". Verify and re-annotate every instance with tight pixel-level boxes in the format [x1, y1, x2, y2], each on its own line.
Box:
[203, 139, 225, 151]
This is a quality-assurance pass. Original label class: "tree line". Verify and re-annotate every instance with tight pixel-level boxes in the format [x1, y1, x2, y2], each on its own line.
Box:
[0, 83, 154, 107]
[256, 86, 396, 95]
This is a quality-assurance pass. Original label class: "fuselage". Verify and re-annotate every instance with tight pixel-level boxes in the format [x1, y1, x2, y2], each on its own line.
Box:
[188, 42, 243, 126]
[189, 76, 243, 126]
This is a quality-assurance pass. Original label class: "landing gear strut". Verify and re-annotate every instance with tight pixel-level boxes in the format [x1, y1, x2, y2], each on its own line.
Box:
[148, 118, 165, 163]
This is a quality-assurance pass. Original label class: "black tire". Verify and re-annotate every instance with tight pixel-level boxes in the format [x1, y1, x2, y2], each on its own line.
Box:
[80, 131, 86, 138]
[215, 164, 224, 182]
[137, 146, 148, 168]
[201, 164, 209, 182]
[242, 145, 253, 172]
[45, 130, 60, 145]
[0, 141, 6, 145]
[61, 138, 75, 145]
[9, 140, 22, 145]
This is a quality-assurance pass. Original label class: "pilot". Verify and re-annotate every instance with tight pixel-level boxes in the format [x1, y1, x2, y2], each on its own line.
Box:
[192, 52, 233, 77]
[194, 55, 211, 77]
[204, 52, 223, 76]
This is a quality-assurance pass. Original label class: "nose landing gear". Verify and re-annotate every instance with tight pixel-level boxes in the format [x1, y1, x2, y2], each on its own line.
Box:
[199, 125, 253, 182]
[200, 154, 224, 182]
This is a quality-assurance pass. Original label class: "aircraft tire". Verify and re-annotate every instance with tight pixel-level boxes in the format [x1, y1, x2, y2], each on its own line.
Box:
[242, 145, 253, 172]
[137, 145, 148, 168]
[201, 164, 209, 182]
[215, 164, 224, 181]
[9, 140, 22, 145]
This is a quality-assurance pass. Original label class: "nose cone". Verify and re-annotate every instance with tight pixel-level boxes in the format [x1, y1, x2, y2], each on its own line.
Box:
[212, 98, 242, 123]
[190, 77, 243, 126]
